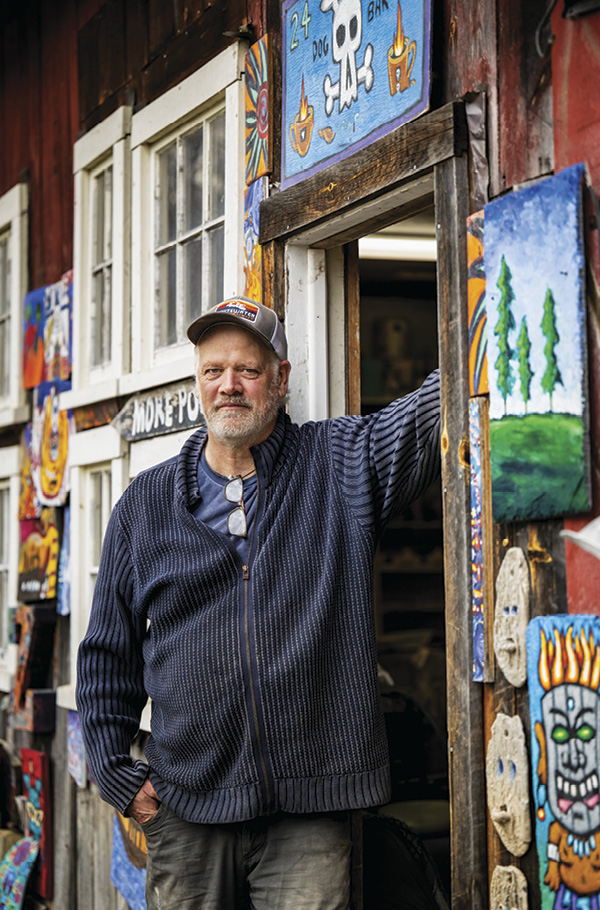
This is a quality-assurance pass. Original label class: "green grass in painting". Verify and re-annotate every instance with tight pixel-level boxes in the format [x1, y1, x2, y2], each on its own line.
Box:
[489, 412, 590, 521]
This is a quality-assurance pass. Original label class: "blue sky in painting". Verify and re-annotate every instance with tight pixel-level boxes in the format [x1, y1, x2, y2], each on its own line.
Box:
[484, 163, 586, 421]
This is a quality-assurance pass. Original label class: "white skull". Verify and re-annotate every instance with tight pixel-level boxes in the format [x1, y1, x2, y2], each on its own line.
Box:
[321, 0, 363, 111]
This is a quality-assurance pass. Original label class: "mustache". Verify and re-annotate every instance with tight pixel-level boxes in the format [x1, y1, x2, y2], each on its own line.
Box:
[214, 395, 252, 409]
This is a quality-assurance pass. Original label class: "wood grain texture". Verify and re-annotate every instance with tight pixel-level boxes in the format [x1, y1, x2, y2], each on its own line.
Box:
[344, 241, 360, 418]
[259, 102, 468, 245]
[435, 153, 487, 910]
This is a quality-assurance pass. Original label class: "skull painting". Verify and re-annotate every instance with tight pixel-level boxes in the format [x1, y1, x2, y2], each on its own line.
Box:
[320, 0, 374, 115]
[486, 713, 532, 856]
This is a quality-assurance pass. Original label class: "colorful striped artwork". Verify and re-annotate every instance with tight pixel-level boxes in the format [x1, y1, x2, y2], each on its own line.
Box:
[20, 748, 52, 899]
[245, 36, 272, 185]
[0, 838, 39, 909]
[467, 210, 488, 396]
[469, 398, 485, 682]
[243, 178, 267, 302]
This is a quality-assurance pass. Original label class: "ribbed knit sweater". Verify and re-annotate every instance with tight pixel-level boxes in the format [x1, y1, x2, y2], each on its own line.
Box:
[76, 370, 441, 824]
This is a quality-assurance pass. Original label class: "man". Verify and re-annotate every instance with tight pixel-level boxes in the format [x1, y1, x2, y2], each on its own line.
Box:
[76, 296, 441, 910]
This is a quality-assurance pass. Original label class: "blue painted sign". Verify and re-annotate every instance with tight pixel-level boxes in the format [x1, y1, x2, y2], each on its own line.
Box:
[281, 0, 432, 188]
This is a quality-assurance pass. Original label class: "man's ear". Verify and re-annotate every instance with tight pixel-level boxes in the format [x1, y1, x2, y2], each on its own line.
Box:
[278, 360, 291, 397]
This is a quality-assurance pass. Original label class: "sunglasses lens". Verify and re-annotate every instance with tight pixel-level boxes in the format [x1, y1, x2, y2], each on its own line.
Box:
[227, 506, 247, 537]
[225, 477, 243, 503]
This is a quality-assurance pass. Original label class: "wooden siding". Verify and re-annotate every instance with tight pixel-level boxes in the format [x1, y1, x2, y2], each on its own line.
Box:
[77, 0, 249, 132]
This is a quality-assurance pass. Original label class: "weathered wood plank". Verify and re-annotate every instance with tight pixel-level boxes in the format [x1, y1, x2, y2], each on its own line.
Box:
[77, 786, 96, 909]
[261, 239, 285, 321]
[94, 794, 119, 910]
[52, 707, 77, 909]
[435, 152, 487, 910]
[260, 102, 468, 245]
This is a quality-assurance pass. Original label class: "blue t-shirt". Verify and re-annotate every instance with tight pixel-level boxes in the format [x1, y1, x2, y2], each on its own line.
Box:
[193, 451, 258, 566]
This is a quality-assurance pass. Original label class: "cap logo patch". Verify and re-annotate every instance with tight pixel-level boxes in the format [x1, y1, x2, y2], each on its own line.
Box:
[216, 300, 259, 323]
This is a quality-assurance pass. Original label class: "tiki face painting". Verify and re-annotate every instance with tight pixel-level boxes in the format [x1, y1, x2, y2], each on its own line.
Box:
[528, 616, 600, 908]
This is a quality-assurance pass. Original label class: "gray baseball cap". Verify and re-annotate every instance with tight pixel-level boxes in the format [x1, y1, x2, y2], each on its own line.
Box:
[187, 296, 288, 361]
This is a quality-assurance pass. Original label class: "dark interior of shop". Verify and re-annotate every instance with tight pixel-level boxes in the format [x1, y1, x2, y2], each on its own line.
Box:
[359, 209, 451, 901]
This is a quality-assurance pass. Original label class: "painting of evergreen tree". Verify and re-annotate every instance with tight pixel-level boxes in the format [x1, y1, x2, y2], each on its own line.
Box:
[483, 163, 591, 522]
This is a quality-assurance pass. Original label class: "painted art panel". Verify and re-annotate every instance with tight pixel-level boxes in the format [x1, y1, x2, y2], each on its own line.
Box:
[18, 424, 40, 520]
[57, 503, 71, 616]
[0, 838, 39, 910]
[110, 814, 147, 910]
[18, 510, 62, 603]
[245, 36, 273, 185]
[484, 163, 590, 522]
[43, 269, 72, 381]
[244, 178, 267, 302]
[467, 210, 488, 396]
[281, 0, 432, 188]
[22, 288, 46, 390]
[469, 398, 484, 682]
[31, 379, 72, 507]
[527, 615, 600, 910]
[20, 748, 52, 899]
[67, 710, 86, 788]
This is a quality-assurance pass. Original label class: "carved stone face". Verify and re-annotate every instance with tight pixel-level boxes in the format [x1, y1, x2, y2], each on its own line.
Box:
[494, 548, 530, 687]
[541, 683, 600, 835]
[490, 865, 528, 910]
[486, 713, 532, 856]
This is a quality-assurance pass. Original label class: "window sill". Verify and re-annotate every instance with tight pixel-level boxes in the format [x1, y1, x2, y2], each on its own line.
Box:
[0, 403, 29, 429]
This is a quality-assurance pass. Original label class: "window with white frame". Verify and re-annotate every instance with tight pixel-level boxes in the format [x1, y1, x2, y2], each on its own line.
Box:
[0, 183, 28, 427]
[71, 106, 131, 395]
[0, 232, 11, 398]
[0, 483, 9, 653]
[154, 109, 225, 348]
[129, 44, 245, 385]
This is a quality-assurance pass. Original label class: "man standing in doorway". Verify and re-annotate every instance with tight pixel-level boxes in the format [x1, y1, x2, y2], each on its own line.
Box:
[77, 296, 441, 910]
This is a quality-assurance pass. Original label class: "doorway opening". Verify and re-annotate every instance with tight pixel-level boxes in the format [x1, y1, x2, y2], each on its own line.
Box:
[358, 208, 450, 895]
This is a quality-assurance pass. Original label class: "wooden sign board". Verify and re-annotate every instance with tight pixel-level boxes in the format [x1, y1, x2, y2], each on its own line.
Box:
[281, 0, 432, 188]
[112, 380, 205, 442]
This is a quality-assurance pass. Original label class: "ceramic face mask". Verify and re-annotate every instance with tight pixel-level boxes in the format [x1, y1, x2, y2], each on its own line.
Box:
[486, 713, 532, 856]
[490, 865, 528, 910]
[494, 548, 530, 687]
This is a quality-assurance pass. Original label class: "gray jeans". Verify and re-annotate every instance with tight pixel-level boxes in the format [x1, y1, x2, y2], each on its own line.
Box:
[141, 803, 352, 910]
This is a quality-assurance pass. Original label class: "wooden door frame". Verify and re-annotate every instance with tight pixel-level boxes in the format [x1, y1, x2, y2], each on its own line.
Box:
[260, 101, 486, 910]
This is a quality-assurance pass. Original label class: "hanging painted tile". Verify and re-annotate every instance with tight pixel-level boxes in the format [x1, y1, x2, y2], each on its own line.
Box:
[0, 838, 39, 910]
[467, 210, 488, 396]
[31, 379, 72, 507]
[484, 163, 590, 522]
[528, 615, 600, 909]
[110, 813, 147, 910]
[245, 36, 272, 185]
[20, 749, 52, 899]
[281, 0, 433, 188]
[469, 398, 485, 682]
[243, 177, 267, 302]
[22, 270, 73, 389]
[18, 424, 40, 520]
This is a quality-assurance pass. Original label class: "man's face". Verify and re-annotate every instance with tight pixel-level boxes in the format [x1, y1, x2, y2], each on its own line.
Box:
[195, 324, 290, 448]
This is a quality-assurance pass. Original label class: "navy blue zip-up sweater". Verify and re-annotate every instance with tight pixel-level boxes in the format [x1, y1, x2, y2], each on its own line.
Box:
[76, 370, 440, 824]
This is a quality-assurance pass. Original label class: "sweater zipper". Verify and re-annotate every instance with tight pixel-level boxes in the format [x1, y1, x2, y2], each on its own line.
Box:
[239, 475, 273, 813]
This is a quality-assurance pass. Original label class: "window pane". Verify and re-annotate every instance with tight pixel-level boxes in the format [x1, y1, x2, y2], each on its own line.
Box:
[208, 113, 225, 220]
[184, 236, 203, 325]
[156, 248, 177, 347]
[157, 143, 177, 246]
[208, 224, 224, 308]
[0, 238, 9, 317]
[103, 166, 113, 262]
[183, 126, 203, 232]
[0, 319, 8, 397]
[91, 267, 112, 366]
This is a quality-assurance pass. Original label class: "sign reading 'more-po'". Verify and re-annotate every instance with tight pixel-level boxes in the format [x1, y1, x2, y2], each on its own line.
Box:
[112, 380, 205, 442]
